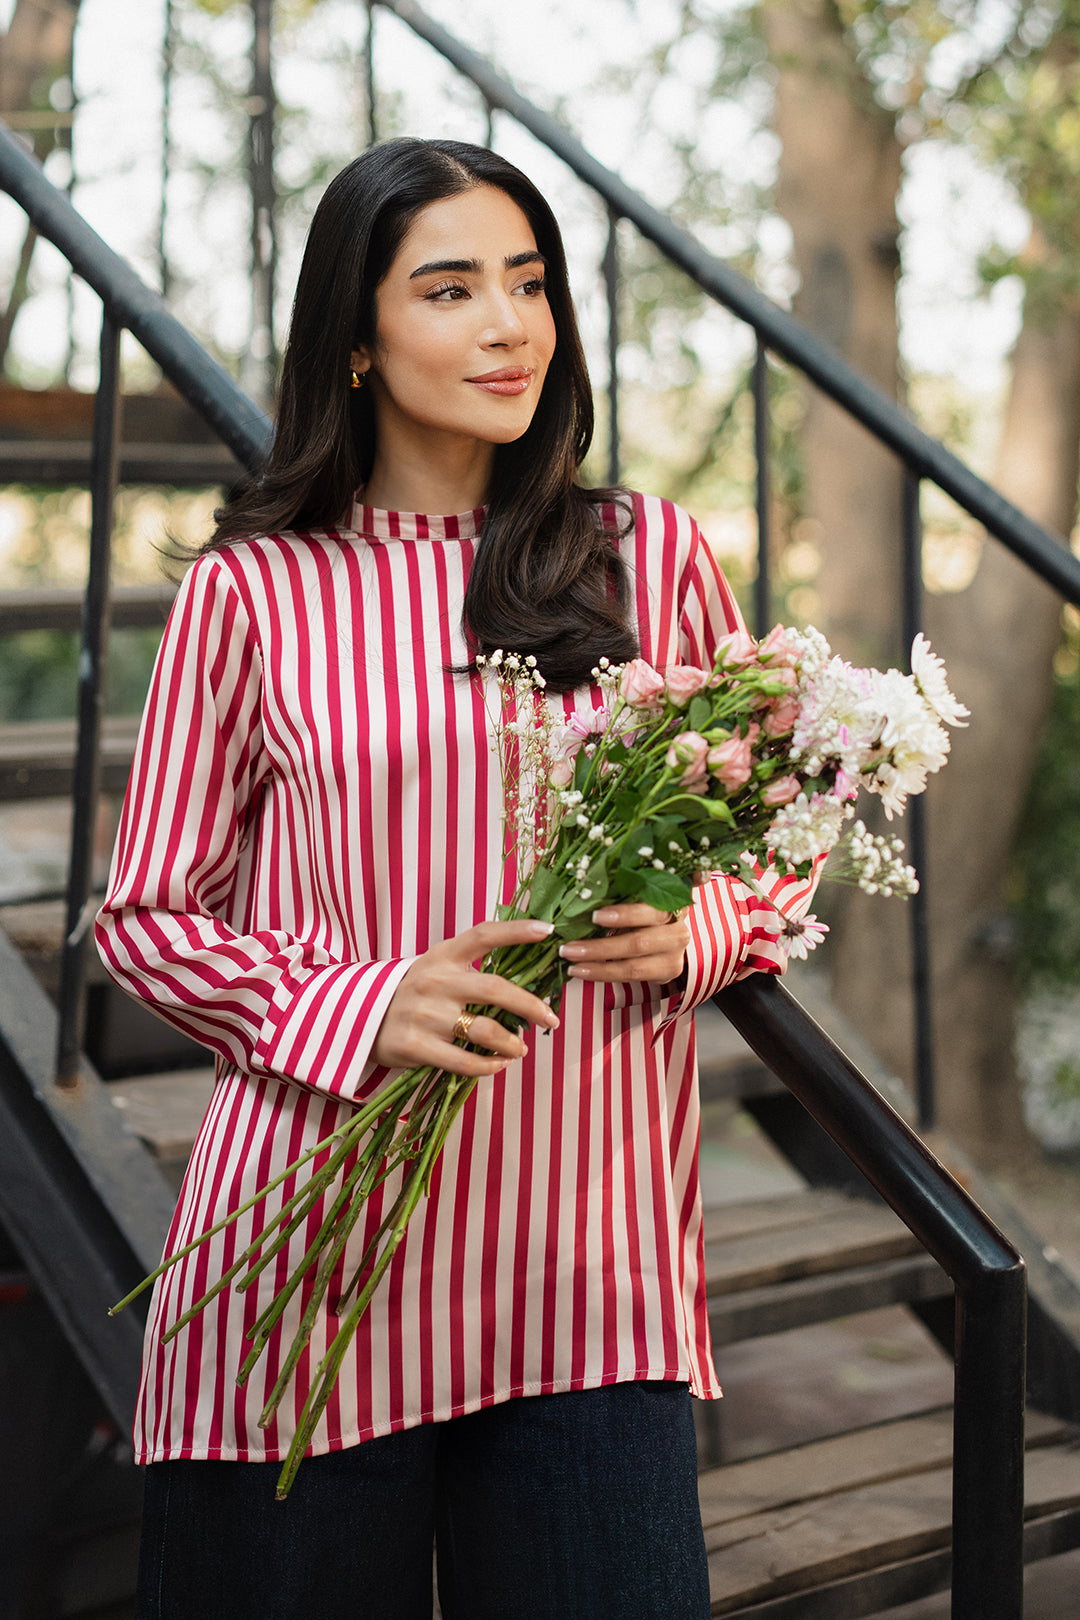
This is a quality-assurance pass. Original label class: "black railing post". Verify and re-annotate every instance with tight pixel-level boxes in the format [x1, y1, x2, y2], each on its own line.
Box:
[603, 207, 620, 487]
[951, 1273, 1027, 1617]
[56, 311, 122, 1086]
[752, 338, 770, 638]
[902, 468, 936, 1129]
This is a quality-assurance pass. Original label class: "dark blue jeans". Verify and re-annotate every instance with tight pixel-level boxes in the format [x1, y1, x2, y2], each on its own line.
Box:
[136, 1380, 711, 1619]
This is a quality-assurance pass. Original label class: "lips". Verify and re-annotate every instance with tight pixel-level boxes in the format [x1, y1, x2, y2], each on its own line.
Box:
[466, 366, 533, 396]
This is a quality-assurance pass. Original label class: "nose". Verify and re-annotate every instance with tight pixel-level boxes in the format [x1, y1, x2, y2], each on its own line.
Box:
[479, 288, 528, 348]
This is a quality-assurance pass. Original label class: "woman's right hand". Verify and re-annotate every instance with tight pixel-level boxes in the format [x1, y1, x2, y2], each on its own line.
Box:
[369, 919, 561, 1076]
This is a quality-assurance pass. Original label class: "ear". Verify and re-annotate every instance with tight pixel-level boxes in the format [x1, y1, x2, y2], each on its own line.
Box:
[350, 348, 372, 377]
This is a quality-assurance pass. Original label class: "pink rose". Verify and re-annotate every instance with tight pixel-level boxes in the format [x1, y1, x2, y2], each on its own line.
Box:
[745, 721, 761, 746]
[549, 758, 575, 787]
[707, 734, 753, 792]
[711, 629, 757, 671]
[664, 665, 710, 707]
[762, 773, 801, 806]
[762, 695, 800, 738]
[758, 625, 799, 667]
[619, 658, 666, 708]
[665, 730, 710, 784]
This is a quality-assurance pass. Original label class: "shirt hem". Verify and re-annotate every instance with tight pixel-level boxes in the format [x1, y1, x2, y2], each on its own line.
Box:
[134, 1363, 724, 1465]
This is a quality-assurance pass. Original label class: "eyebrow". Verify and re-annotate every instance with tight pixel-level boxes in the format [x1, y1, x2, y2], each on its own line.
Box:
[408, 250, 547, 280]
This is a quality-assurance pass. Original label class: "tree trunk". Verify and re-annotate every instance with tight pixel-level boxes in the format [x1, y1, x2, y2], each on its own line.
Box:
[763, 5, 1080, 1158]
[0, 0, 81, 377]
[763, 0, 905, 670]
[923, 295, 1080, 1154]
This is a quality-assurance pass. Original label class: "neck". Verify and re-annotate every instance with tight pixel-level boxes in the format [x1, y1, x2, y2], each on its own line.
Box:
[361, 425, 495, 515]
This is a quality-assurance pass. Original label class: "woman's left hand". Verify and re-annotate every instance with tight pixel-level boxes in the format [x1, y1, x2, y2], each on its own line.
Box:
[557, 904, 690, 984]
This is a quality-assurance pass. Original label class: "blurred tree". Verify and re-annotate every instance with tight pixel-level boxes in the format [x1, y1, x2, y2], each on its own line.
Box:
[0, 0, 82, 372]
[619, 0, 1080, 1153]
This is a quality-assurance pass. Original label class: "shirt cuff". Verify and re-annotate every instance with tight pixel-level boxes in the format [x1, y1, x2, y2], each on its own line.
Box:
[254, 955, 417, 1104]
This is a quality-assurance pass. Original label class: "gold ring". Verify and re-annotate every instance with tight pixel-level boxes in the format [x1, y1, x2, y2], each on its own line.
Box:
[453, 1010, 474, 1042]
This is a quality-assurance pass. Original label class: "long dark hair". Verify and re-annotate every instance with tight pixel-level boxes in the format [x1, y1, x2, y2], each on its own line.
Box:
[206, 137, 637, 691]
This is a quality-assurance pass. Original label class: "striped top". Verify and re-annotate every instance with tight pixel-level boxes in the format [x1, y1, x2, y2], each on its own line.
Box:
[96, 492, 814, 1464]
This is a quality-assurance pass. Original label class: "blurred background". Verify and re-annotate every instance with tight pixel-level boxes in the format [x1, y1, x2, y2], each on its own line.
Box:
[2, 0, 1078, 1166]
[5, 4, 1080, 1617]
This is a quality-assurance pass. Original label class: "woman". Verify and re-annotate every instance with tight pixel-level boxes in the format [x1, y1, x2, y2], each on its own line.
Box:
[97, 138, 814, 1619]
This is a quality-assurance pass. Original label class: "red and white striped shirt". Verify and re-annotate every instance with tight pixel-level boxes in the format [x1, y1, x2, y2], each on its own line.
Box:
[97, 492, 814, 1464]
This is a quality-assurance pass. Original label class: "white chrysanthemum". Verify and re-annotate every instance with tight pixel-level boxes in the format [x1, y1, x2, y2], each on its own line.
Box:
[870, 669, 950, 766]
[911, 634, 969, 727]
[789, 656, 878, 775]
[768, 791, 845, 864]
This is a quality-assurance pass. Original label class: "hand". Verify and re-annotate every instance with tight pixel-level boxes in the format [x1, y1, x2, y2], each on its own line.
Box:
[556, 903, 690, 984]
[370, 919, 560, 1076]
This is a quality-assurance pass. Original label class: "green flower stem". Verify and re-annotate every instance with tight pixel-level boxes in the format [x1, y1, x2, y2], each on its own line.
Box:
[255, 1119, 395, 1429]
[272, 1083, 461, 1500]
[234, 1147, 374, 1384]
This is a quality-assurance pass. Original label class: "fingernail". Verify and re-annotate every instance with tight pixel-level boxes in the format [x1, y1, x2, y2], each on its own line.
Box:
[592, 909, 616, 924]
[559, 944, 586, 959]
[527, 920, 555, 936]
[543, 1011, 560, 1029]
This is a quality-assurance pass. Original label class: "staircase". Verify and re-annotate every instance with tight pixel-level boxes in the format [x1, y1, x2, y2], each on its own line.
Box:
[5, 2, 1080, 1612]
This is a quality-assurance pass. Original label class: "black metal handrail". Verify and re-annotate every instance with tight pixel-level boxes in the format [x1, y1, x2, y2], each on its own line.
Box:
[720, 976, 1025, 1618]
[0, 51, 1035, 1614]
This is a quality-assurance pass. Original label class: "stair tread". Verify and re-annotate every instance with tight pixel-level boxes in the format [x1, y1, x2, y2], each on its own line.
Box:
[703, 1191, 923, 1295]
[700, 1408, 1080, 1613]
[107, 1070, 216, 1161]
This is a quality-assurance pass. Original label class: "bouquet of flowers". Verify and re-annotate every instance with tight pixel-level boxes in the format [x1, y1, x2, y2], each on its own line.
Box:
[111, 622, 967, 1497]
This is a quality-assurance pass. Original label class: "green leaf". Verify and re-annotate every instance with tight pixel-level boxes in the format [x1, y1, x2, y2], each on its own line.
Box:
[573, 750, 591, 791]
[688, 694, 712, 731]
[637, 870, 694, 910]
[613, 788, 640, 823]
[527, 865, 565, 921]
[556, 913, 595, 941]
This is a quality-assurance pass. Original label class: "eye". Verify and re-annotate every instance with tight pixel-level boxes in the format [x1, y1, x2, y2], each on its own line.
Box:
[516, 276, 547, 297]
[425, 280, 470, 301]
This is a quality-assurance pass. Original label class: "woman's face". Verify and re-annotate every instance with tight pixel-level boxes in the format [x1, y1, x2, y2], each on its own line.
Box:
[353, 185, 557, 455]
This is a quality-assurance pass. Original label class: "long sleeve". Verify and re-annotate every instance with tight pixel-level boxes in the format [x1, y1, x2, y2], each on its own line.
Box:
[651, 517, 820, 1037]
[95, 553, 414, 1104]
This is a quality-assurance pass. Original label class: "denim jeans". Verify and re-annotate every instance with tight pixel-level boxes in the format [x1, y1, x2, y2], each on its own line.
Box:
[136, 1380, 711, 1619]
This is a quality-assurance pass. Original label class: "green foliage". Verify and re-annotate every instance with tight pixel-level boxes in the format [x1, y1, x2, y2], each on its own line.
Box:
[0, 628, 163, 723]
[1010, 609, 1080, 991]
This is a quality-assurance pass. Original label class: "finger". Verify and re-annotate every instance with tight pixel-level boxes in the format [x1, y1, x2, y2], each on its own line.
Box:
[565, 953, 685, 984]
[452, 1013, 528, 1060]
[417, 1038, 523, 1079]
[460, 970, 560, 1030]
[560, 923, 688, 964]
[443, 919, 556, 961]
[590, 903, 680, 930]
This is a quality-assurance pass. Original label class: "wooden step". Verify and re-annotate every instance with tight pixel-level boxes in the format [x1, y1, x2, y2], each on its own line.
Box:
[0, 583, 178, 635]
[704, 1191, 950, 1345]
[696, 1002, 783, 1101]
[107, 1069, 216, 1191]
[700, 1405, 1080, 1617]
[0, 439, 242, 485]
[0, 715, 140, 799]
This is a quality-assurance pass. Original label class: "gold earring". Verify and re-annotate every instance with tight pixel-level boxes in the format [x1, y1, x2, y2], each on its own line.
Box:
[350, 369, 365, 389]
